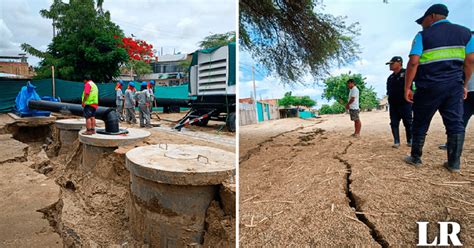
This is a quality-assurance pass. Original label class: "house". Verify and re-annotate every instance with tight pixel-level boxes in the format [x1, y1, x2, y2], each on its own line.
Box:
[239, 97, 280, 126]
[141, 54, 191, 86]
[378, 96, 389, 111]
[0, 54, 35, 79]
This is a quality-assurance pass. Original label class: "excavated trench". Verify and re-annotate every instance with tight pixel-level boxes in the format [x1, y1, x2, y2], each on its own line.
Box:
[335, 141, 389, 248]
[4, 121, 235, 247]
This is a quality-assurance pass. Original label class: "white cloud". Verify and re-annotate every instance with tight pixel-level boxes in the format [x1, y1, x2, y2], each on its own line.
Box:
[0, 0, 236, 66]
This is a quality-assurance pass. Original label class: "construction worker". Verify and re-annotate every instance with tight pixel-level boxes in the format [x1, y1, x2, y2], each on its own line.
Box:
[82, 75, 99, 135]
[385, 56, 413, 148]
[345, 79, 361, 137]
[403, 4, 474, 173]
[147, 80, 155, 117]
[115, 80, 125, 121]
[125, 82, 137, 124]
[135, 82, 152, 128]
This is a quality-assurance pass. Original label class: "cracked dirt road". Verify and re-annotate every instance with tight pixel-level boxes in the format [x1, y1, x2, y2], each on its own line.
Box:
[239, 111, 473, 247]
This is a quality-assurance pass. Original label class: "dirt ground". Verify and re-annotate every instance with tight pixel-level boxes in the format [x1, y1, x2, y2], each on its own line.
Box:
[0, 112, 235, 247]
[239, 110, 473, 247]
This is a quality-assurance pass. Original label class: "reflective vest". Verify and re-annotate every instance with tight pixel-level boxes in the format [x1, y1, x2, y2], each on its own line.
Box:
[82, 81, 99, 105]
[415, 21, 471, 87]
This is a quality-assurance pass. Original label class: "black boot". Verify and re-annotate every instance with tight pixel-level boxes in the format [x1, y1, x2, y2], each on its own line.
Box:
[444, 133, 464, 173]
[391, 126, 400, 148]
[404, 135, 425, 167]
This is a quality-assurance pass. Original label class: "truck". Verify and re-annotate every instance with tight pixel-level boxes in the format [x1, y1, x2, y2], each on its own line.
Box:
[174, 42, 236, 132]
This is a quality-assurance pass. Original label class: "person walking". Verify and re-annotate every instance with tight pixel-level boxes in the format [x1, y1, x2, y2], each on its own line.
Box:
[385, 56, 413, 148]
[82, 75, 99, 135]
[403, 4, 474, 173]
[345, 79, 361, 137]
[125, 82, 137, 124]
[115, 80, 125, 121]
[136, 82, 152, 128]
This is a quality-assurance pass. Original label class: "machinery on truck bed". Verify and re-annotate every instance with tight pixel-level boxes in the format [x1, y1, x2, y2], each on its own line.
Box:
[173, 43, 236, 132]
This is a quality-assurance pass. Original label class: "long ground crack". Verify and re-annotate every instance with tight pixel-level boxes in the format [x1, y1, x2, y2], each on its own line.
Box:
[335, 141, 389, 248]
[239, 122, 321, 163]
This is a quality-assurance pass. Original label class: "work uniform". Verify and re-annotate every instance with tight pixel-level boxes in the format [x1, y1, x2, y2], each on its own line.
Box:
[147, 85, 154, 115]
[135, 89, 151, 127]
[408, 19, 473, 170]
[125, 87, 137, 124]
[386, 68, 412, 145]
[116, 87, 124, 121]
[82, 80, 98, 119]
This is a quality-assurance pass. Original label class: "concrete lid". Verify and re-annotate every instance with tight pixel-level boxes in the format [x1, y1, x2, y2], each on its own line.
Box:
[55, 118, 104, 130]
[79, 128, 150, 147]
[126, 144, 235, 186]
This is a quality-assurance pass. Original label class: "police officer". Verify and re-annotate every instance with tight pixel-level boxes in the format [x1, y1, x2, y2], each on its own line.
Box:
[385, 56, 412, 148]
[404, 4, 474, 173]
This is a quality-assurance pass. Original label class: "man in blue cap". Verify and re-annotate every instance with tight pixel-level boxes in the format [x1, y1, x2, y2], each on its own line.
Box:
[386, 56, 412, 148]
[404, 4, 474, 173]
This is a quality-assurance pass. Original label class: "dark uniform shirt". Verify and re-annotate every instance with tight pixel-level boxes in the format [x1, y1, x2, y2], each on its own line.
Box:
[386, 68, 407, 104]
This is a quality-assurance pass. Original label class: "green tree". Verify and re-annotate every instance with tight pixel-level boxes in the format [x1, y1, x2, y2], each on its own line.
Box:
[199, 31, 236, 49]
[240, 0, 360, 84]
[22, 0, 128, 82]
[322, 73, 378, 110]
[295, 96, 316, 108]
[278, 92, 316, 108]
[319, 101, 345, 114]
[129, 60, 152, 79]
[277, 91, 296, 108]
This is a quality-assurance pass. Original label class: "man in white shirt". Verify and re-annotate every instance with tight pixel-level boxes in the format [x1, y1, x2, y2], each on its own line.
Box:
[345, 79, 361, 137]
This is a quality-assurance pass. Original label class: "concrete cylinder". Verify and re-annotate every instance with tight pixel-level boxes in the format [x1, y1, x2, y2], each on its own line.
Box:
[79, 128, 150, 173]
[56, 119, 104, 153]
[126, 144, 235, 247]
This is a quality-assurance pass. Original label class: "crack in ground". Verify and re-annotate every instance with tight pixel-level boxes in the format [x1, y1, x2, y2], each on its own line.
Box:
[335, 141, 389, 248]
[239, 123, 321, 163]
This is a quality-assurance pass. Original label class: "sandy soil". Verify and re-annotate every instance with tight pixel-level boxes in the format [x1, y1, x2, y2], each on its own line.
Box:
[0, 112, 236, 247]
[239, 110, 473, 247]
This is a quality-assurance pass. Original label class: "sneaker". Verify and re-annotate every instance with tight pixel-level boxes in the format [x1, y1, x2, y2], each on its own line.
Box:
[351, 133, 360, 138]
[392, 143, 400, 148]
[438, 144, 447, 150]
[404, 156, 422, 167]
[443, 162, 460, 173]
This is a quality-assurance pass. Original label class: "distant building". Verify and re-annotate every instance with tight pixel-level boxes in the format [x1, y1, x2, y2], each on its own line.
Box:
[0, 54, 35, 79]
[142, 54, 191, 86]
[378, 96, 389, 111]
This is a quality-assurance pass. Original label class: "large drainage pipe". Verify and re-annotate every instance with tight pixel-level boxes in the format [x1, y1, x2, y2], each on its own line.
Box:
[28, 100, 124, 134]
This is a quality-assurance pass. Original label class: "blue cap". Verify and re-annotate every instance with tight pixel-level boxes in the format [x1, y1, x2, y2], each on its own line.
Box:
[118, 80, 124, 85]
[150, 80, 155, 85]
[128, 82, 135, 88]
[141, 81, 147, 86]
[416, 4, 449, 24]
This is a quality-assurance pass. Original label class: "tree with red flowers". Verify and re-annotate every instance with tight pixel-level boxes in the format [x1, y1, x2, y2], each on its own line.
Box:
[115, 36, 157, 79]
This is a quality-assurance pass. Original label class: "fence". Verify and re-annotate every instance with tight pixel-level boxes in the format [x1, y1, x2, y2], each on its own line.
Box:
[0, 79, 191, 113]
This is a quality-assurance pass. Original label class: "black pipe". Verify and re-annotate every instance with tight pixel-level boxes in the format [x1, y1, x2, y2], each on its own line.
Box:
[62, 97, 191, 108]
[28, 100, 121, 133]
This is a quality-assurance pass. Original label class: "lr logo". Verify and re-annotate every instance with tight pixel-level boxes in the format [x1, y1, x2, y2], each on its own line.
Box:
[417, 221, 462, 246]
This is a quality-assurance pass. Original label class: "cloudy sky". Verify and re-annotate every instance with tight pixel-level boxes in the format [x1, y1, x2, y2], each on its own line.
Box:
[0, 0, 237, 66]
[239, 0, 474, 107]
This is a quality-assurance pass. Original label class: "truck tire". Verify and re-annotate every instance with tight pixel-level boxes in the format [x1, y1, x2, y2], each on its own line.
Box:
[226, 112, 236, 132]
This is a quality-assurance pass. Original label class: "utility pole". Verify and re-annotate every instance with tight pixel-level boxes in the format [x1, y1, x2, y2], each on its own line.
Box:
[252, 65, 259, 123]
